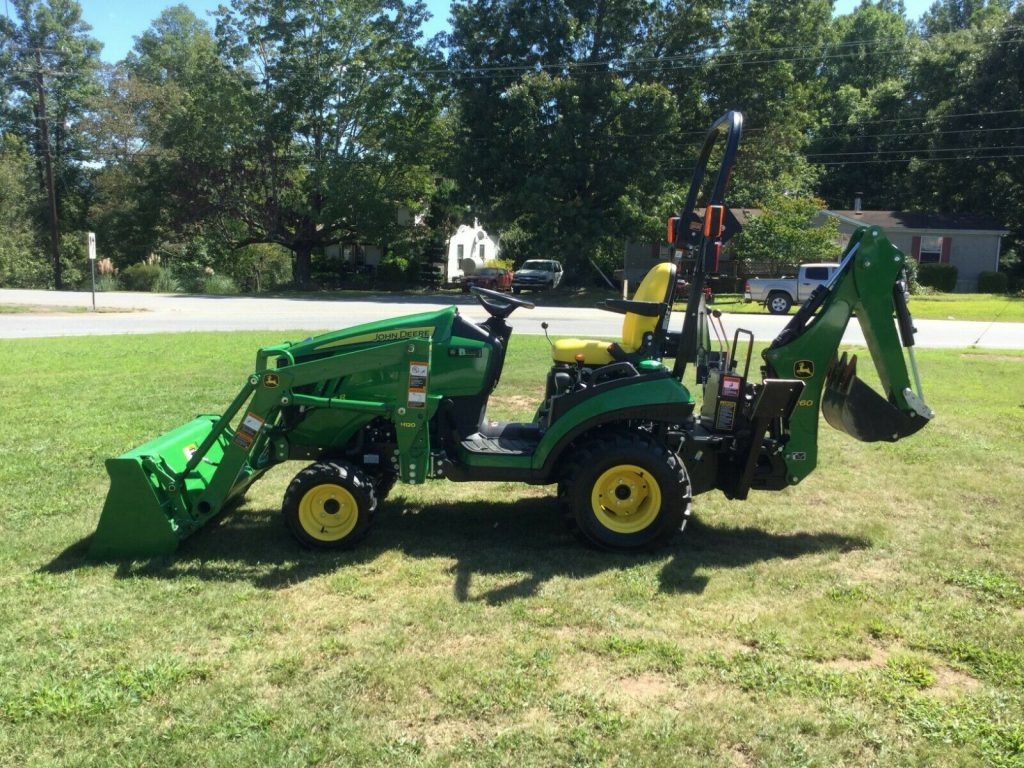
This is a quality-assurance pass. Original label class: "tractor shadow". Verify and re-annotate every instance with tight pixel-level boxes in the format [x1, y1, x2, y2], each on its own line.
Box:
[44, 497, 868, 602]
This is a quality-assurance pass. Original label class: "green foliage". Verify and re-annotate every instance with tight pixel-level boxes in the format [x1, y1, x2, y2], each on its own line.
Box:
[138, 0, 445, 287]
[199, 274, 238, 295]
[1, 0, 104, 289]
[120, 263, 165, 292]
[733, 195, 840, 267]
[220, 243, 292, 293]
[448, 1, 683, 281]
[485, 258, 514, 271]
[903, 252, 922, 294]
[976, 270, 1008, 293]
[917, 263, 959, 292]
[0, 136, 46, 288]
[496, 222, 537, 268]
[377, 255, 410, 285]
[94, 273, 120, 292]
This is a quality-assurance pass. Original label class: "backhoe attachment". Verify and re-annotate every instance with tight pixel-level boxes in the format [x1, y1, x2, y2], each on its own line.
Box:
[822, 352, 929, 442]
[761, 226, 934, 484]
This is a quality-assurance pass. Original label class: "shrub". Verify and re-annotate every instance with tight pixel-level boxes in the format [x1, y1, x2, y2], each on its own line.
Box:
[377, 255, 409, 284]
[902, 254, 921, 294]
[121, 263, 164, 292]
[200, 274, 239, 295]
[153, 270, 182, 293]
[94, 274, 120, 292]
[917, 263, 958, 293]
[977, 271, 1008, 294]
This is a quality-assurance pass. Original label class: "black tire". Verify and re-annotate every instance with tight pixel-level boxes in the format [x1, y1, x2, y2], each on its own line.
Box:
[766, 292, 793, 315]
[561, 433, 691, 552]
[282, 461, 376, 549]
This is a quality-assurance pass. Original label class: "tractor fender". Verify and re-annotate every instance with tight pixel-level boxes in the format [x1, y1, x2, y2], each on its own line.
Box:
[532, 376, 694, 482]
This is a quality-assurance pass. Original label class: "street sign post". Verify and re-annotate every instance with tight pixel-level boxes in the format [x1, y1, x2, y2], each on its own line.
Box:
[87, 232, 97, 311]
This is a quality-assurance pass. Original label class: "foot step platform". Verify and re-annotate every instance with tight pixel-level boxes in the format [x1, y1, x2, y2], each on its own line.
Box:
[460, 422, 541, 456]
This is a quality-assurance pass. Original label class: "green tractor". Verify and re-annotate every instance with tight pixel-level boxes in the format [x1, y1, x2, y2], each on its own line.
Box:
[89, 112, 933, 559]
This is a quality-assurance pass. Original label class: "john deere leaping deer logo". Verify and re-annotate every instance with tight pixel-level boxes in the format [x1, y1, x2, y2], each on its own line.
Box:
[794, 360, 815, 379]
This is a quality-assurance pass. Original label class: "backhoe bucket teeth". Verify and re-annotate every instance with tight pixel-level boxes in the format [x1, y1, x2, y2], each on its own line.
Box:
[89, 416, 242, 559]
[822, 354, 928, 443]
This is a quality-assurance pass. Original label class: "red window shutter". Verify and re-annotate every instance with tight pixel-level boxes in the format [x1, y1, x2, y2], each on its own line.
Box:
[940, 237, 952, 264]
[911, 235, 921, 261]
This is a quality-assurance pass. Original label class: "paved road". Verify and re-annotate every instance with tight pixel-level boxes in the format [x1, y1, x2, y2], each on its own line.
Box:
[2, 288, 1023, 349]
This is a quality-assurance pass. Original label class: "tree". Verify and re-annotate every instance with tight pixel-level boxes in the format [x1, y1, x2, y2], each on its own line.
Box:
[920, 0, 1012, 34]
[903, 6, 1024, 269]
[0, 136, 46, 286]
[447, 0, 687, 278]
[146, 0, 444, 288]
[732, 195, 840, 273]
[0, 0, 102, 288]
[812, 1, 915, 210]
[703, 0, 833, 205]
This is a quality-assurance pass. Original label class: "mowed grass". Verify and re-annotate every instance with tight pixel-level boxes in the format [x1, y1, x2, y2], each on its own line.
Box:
[1, 330, 1023, 767]
[708, 292, 1024, 322]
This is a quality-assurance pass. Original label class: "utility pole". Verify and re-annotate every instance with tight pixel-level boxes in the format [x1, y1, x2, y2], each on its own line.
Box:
[34, 47, 62, 290]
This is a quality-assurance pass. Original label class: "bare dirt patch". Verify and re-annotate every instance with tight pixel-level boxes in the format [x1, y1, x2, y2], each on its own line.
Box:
[827, 644, 891, 672]
[727, 743, 755, 768]
[618, 673, 675, 701]
[929, 666, 982, 697]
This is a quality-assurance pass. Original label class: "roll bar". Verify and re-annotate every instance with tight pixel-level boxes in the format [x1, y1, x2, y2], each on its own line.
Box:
[671, 110, 744, 379]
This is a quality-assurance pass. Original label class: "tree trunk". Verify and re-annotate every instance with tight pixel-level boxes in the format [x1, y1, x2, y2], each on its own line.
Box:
[293, 244, 312, 289]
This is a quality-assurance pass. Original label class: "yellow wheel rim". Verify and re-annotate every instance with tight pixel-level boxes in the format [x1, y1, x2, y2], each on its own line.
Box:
[590, 464, 662, 534]
[298, 483, 359, 542]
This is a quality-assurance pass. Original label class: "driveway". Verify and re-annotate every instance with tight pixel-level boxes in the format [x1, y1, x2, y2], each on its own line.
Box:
[1, 288, 1023, 349]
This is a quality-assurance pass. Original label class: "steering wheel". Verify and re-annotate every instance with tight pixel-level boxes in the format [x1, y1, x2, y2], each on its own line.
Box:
[469, 286, 535, 319]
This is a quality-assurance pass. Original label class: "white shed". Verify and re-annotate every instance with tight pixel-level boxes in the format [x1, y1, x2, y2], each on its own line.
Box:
[445, 219, 499, 285]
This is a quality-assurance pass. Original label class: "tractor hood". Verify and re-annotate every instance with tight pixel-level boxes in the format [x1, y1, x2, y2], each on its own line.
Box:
[284, 307, 457, 362]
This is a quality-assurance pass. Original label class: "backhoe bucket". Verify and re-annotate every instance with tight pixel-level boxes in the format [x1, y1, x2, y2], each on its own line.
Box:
[822, 353, 928, 443]
[89, 415, 246, 559]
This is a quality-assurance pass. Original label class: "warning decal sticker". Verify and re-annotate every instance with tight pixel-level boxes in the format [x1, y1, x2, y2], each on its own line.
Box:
[232, 411, 265, 449]
[408, 361, 428, 408]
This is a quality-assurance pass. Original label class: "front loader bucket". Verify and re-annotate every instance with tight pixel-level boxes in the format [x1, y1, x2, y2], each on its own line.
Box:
[822, 353, 929, 443]
[89, 415, 250, 559]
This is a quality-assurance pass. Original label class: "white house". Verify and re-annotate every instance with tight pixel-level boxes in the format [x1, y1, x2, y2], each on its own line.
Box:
[445, 219, 499, 285]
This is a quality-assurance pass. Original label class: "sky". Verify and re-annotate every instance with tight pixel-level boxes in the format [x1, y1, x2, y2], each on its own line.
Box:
[67, 0, 936, 64]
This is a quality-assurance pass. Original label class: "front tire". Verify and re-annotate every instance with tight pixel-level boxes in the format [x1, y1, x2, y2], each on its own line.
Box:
[562, 434, 691, 551]
[282, 461, 376, 549]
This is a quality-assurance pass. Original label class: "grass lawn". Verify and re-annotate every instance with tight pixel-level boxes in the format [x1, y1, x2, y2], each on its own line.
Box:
[0, 304, 89, 314]
[709, 293, 1024, 323]
[1, 331, 1022, 767]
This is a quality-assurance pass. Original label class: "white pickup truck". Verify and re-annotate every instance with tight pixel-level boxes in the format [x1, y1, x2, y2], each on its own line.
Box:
[744, 263, 841, 314]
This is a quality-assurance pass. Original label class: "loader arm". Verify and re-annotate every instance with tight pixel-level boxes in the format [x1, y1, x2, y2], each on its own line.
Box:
[90, 336, 435, 559]
[760, 225, 934, 484]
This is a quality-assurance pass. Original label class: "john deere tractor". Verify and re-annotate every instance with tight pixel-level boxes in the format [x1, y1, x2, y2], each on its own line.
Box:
[89, 112, 934, 559]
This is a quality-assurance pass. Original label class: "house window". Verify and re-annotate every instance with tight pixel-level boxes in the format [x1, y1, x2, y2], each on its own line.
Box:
[479, 244, 486, 261]
[919, 236, 943, 264]
[457, 244, 464, 260]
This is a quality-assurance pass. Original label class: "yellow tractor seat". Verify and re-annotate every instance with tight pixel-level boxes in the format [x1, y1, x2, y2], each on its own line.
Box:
[551, 262, 677, 365]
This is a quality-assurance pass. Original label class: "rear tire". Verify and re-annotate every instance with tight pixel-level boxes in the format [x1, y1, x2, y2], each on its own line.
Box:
[766, 292, 793, 315]
[561, 434, 691, 551]
[282, 461, 376, 549]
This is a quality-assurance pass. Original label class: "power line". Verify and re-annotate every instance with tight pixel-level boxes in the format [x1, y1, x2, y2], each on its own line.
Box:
[807, 144, 1024, 158]
[424, 27, 1024, 80]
